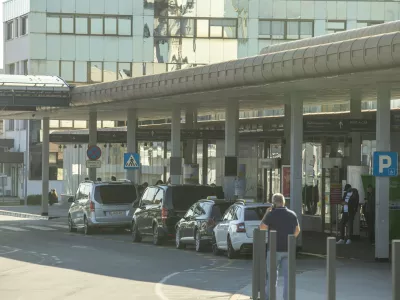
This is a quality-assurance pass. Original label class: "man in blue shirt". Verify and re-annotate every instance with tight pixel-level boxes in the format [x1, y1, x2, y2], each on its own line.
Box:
[260, 193, 300, 300]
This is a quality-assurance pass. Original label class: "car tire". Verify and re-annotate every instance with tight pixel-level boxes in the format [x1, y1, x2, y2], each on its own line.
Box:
[68, 214, 77, 233]
[175, 229, 186, 249]
[84, 216, 93, 235]
[227, 236, 237, 259]
[131, 221, 142, 243]
[212, 234, 222, 256]
[195, 230, 204, 252]
[153, 224, 163, 246]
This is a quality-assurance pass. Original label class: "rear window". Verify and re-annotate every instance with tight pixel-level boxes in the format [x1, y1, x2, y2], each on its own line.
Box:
[168, 186, 224, 211]
[244, 206, 268, 221]
[94, 184, 137, 204]
[209, 203, 231, 220]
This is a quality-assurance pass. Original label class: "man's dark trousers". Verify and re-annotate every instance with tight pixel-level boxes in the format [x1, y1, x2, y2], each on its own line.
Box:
[340, 212, 354, 240]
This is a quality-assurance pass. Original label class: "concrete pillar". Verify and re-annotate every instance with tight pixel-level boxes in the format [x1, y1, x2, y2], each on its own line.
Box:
[224, 100, 239, 200]
[126, 109, 137, 184]
[88, 111, 97, 181]
[215, 140, 225, 186]
[282, 100, 291, 165]
[350, 90, 362, 166]
[375, 84, 391, 261]
[41, 117, 49, 216]
[184, 107, 197, 164]
[290, 93, 303, 246]
[202, 139, 208, 185]
[170, 106, 182, 184]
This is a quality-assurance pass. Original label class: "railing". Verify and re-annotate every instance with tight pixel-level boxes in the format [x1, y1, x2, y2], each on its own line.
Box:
[252, 228, 400, 300]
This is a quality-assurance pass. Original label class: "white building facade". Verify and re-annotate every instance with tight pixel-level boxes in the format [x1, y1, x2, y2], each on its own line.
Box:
[2, 0, 400, 198]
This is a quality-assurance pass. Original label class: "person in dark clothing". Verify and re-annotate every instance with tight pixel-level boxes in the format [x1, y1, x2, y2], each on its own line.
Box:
[48, 189, 58, 206]
[365, 184, 375, 244]
[260, 193, 300, 300]
[155, 180, 164, 185]
[337, 186, 359, 245]
[111, 176, 117, 181]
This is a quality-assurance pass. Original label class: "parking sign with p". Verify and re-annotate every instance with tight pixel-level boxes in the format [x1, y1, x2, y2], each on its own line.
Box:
[373, 151, 398, 177]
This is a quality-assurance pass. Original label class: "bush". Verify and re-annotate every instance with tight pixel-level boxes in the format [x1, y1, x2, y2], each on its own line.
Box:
[27, 194, 42, 206]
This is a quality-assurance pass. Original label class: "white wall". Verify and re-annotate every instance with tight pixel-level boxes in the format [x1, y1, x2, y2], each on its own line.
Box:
[4, 34, 29, 65]
[3, 0, 29, 22]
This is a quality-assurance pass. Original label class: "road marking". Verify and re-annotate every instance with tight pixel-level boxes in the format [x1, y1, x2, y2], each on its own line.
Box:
[0, 226, 29, 232]
[24, 225, 56, 231]
[48, 224, 69, 229]
[0, 249, 20, 255]
[155, 272, 180, 300]
[184, 269, 195, 272]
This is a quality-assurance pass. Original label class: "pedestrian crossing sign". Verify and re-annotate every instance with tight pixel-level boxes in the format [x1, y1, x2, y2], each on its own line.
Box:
[124, 153, 140, 170]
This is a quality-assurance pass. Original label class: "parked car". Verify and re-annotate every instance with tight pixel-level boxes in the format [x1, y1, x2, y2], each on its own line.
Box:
[212, 200, 271, 259]
[131, 184, 224, 246]
[67, 180, 138, 235]
[175, 197, 231, 252]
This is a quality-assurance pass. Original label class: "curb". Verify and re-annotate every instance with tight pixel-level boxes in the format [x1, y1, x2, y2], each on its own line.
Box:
[0, 209, 50, 220]
[230, 283, 251, 300]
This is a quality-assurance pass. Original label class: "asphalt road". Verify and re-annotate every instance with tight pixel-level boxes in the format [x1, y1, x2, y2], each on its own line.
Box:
[0, 215, 253, 300]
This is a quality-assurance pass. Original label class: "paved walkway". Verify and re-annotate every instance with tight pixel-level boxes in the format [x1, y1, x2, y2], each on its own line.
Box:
[231, 258, 391, 300]
[0, 203, 69, 219]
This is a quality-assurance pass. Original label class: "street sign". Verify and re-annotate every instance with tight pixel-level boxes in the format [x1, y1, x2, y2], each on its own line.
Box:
[124, 153, 140, 170]
[87, 145, 102, 160]
[304, 119, 376, 132]
[373, 151, 398, 177]
[86, 160, 101, 168]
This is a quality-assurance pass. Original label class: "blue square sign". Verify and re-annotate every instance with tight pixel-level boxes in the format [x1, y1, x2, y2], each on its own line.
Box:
[373, 151, 398, 177]
[124, 153, 140, 170]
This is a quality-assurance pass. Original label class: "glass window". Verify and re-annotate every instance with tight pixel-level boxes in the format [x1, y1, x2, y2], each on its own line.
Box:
[103, 62, 117, 82]
[47, 16, 60, 33]
[23, 60, 28, 75]
[327, 21, 346, 34]
[287, 21, 299, 39]
[90, 62, 103, 83]
[60, 120, 73, 128]
[90, 17, 103, 35]
[76, 17, 88, 34]
[244, 206, 269, 221]
[15, 18, 19, 37]
[8, 63, 15, 74]
[223, 19, 237, 38]
[154, 18, 168, 36]
[184, 205, 195, 218]
[105, 17, 117, 34]
[300, 21, 313, 38]
[6, 21, 14, 39]
[49, 153, 57, 164]
[61, 16, 74, 33]
[168, 18, 181, 36]
[153, 189, 163, 204]
[97, 121, 102, 128]
[223, 207, 234, 221]
[49, 120, 59, 128]
[196, 19, 209, 37]
[102, 121, 114, 128]
[182, 18, 194, 37]
[271, 21, 284, 39]
[118, 17, 132, 35]
[74, 61, 87, 82]
[60, 61, 74, 81]
[118, 62, 131, 79]
[94, 185, 137, 204]
[142, 187, 157, 205]
[132, 63, 144, 77]
[74, 120, 87, 128]
[259, 20, 271, 37]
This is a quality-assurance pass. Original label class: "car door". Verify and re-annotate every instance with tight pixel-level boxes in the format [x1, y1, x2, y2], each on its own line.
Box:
[192, 202, 208, 238]
[70, 185, 82, 225]
[179, 204, 195, 241]
[77, 183, 90, 225]
[148, 188, 163, 228]
[142, 187, 157, 234]
[135, 188, 151, 234]
[215, 206, 234, 249]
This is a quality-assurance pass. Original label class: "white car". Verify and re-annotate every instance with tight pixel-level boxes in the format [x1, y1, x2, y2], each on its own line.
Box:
[212, 200, 271, 259]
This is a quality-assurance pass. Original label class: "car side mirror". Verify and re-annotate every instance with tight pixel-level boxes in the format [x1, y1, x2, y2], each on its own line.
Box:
[68, 197, 74, 203]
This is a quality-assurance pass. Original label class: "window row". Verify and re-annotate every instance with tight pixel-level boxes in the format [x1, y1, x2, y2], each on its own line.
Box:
[259, 20, 314, 40]
[49, 120, 116, 129]
[47, 14, 132, 36]
[6, 15, 28, 40]
[5, 120, 27, 131]
[49, 61, 202, 83]
[7, 60, 28, 75]
[154, 17, 238, 39]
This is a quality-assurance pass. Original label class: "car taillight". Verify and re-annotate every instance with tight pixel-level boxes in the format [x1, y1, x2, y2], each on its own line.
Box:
[89, 201, 95, 212]
[161, 207, 168, 220]
[236, 223, 246, 233]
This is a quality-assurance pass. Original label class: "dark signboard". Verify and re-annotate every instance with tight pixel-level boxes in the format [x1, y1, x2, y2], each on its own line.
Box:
[304, 119, 376, 132]
[50, 134, 88, 143]
[392, 113, 400, 131]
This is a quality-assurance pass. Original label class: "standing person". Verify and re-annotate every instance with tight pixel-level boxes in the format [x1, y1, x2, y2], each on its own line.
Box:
[365, 184, 375, 244]
[337, 185, 359, 245]
[260, 193, 300, 300]
[48, 189, 58, 206]
[111, 176, 117, 181]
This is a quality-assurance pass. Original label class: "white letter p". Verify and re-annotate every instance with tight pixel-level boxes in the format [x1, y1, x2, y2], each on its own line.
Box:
[379, 155, 392, 174]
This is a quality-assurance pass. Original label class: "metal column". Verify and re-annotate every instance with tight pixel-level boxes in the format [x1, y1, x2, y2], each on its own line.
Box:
[41, 117, 49, 216]
[202, 139, 208, 185]
[171, 106, 182, 184]
[375, 84, 391, 261]
[126, 109, 137, 184]
[88, 111, 97, 181]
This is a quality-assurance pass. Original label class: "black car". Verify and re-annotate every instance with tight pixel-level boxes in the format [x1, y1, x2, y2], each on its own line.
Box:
[175, 198, 231, 252]
[131, 184, 224, 246]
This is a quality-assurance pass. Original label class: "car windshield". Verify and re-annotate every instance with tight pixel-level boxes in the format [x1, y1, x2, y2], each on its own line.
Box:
[244, 206, 268, 221]
[169, 186, 224, 211]
[94, 184, 137, 204]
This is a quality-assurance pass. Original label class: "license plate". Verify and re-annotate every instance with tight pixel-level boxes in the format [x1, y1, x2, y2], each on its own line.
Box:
[109, 211, 124, 216]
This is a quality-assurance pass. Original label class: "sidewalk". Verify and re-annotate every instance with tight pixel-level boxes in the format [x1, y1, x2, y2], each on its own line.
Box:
[0, 202, 69, 220]
[231, 258, 391, 300]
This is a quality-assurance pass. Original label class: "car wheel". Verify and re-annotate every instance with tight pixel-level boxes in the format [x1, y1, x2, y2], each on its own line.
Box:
[227, 236, 237, 259]
[175, 229, 186, 249]
[84, 216, 93, 235]
[131, 221, 142, 243]
[212, 234, 222, 256]
[153, 224, 163, 246]
[68, 214, 77, 233]
[195, 230, 204, 252]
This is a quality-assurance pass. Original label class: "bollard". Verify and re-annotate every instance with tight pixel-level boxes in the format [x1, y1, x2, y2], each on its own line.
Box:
[252, 228, 260, 300]
[259, 229, 266, 300]
[326, 237, 336, 300]
[269, 230, 277, 300]
[393, 240, 400, 300]
[288, 235, 296, 300]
